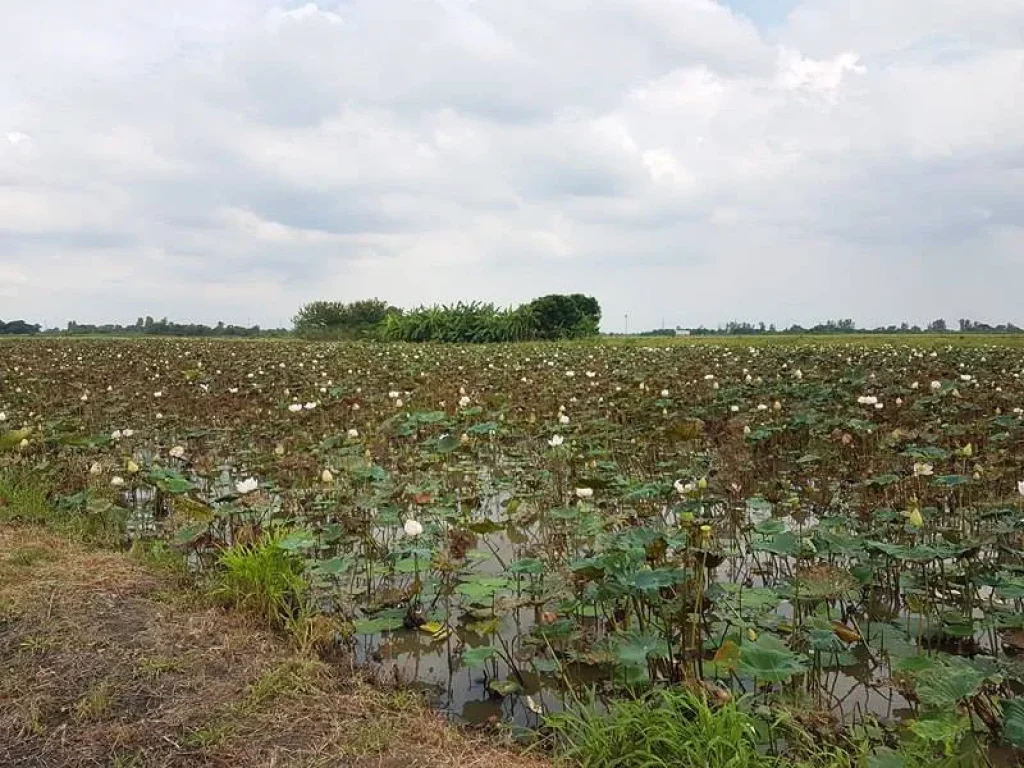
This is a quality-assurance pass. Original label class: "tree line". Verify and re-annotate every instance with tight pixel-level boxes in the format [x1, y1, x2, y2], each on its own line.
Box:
[292, 295, 602, 342]
[0, 317, 287, 337]
[633, 318, 1024, 337]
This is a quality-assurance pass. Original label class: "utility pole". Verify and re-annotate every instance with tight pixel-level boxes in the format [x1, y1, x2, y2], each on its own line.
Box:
[624, 314, 629, 335]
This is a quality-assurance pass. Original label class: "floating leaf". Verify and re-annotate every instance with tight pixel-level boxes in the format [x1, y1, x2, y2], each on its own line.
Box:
[462, 645, 497, 667]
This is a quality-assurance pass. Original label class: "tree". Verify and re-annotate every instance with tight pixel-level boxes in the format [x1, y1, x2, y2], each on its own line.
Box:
[927, 318, 947, 332]
[0, 319, 41, 335]
[527, 294, 602, 339]
[293, 299, 399, 339]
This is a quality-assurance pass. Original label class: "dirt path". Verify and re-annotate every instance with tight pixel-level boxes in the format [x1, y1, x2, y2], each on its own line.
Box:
[0, 526, 549, 768]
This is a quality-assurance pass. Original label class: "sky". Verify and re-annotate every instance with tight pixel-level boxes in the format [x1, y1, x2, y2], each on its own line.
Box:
[1, 1, 1022, 332]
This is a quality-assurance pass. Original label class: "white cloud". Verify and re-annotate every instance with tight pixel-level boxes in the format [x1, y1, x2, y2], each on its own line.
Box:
[1, 0, 1022, 330]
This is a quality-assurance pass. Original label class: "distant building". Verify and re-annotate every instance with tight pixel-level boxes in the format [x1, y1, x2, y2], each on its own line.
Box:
[675, 328, 690, 336]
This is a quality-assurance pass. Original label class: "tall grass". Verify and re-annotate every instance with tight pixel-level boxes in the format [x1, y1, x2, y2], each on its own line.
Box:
[545, 688, 856, 768]
[0, 469, 125, 545]
[214, 533, 308, 631]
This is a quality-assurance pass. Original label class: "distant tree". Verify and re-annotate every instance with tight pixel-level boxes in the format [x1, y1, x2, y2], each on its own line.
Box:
[526, 294, 602, 339]
[927, 318, 947, 332]
[293, 298, 399, 339]
[0, 319, 41, 335]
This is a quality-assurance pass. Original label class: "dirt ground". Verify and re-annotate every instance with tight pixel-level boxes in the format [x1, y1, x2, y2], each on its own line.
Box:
[0, 525, 549, 768]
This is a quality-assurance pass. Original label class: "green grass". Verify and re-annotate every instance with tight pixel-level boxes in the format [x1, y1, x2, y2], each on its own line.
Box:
[0, 472, 52, 525]
[0, 470, 125, 545]
[6, 545, 56, 567]
[214, 533, 308, 630]
[545, 688, 856, 768]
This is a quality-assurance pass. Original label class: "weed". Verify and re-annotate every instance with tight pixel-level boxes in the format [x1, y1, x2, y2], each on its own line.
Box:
[18, 634, 57, 654]
[545, 688, 854, 768]
[7, 546, 55, 567]
[183, 722, 234, 749]
[0, 470, 124, 545]
[214, 532, 308, 630]
[245, 658, 326, 708]
[0, 472, 52, 526]
[136, 654, 184, 680]
[74, 681, 115, 721]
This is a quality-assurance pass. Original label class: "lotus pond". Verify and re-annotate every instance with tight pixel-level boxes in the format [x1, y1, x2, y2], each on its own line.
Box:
[3, 336, 1024, 763]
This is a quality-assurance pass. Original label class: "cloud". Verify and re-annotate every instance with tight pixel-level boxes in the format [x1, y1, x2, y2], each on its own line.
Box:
[1, 0, 1022, 330]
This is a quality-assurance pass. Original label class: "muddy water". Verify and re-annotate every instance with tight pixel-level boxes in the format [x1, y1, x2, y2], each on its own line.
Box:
[124, 482, 991, 731]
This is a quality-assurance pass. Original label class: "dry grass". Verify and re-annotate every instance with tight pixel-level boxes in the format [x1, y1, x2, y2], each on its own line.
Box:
[0, 525, 549, 768]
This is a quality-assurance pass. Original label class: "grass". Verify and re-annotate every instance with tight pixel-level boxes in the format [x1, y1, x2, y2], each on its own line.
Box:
[214, 532, 309, 630]
[0, 471, 51, 525]
[244, 658, 327, 708]
[74, 681, 115, 721]
[0, 469, 125, 545]
[545, 688, 857, 768]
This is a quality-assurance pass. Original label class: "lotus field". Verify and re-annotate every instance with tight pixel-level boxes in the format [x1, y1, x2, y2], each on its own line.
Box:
[4, 336, 1024, 761]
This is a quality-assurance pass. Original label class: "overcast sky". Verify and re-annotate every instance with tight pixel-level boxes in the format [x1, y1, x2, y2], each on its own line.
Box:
[2, 1, 1022, 331]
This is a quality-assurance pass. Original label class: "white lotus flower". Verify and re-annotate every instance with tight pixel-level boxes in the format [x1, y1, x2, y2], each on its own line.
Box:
[347, 428, 359, 438]
[674, 479, 695, 495]
[794, 369, 803, 380]
[559, 414, 570, 425]
[235, 477, 258, 495]
[89, 462, 103, 476]
[730, 405, 740, 413]
[913, 462, 934, 477]
[169, 445, 185, 458]
[458, 395, 471, 408]
[857, 396, 878, 406]
[0, 412, 6, 422]
[404, 519, 424, 537]
[288, 403, 302, 412]
[930, 381, 942, 391]
[388, 390, 400, 399]
[110, 476, 125, 487]
[1017, 480, 1024, 497]
[321, 468, 334, 483]
[123, 429, 134, 437]
[575, 487, 594, 499]
[548, 434, 564, 448]
[660, 389, 669, 397]
[153, 391, 162, 398]
[395, 398, 404, 408]
[303, 401, 317, 410]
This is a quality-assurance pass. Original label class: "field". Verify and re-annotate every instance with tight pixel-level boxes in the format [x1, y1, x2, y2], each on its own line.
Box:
[3, 336, 1024, 765]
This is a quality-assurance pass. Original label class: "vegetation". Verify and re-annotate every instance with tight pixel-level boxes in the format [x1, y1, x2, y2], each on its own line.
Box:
[0, 524, 541, 767]
[293, 298, 400, 339]
[546, 688, 856, 768]
[0, 319, 41, 335]
[215, 533, 309, 629]
[4, 335, 1024, 765]
[61, 316, 287, 337]
[293, 293, 602, 342]
[680, 317, 1023, 336]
